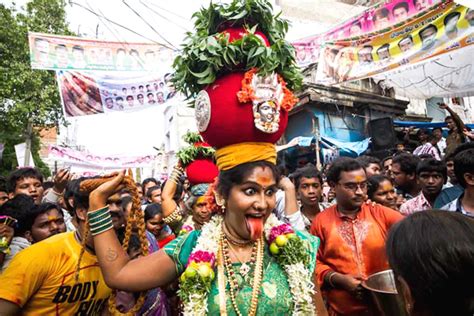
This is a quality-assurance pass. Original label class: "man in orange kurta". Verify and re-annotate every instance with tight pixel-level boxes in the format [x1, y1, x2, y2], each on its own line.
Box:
[311, 158, 403, 315]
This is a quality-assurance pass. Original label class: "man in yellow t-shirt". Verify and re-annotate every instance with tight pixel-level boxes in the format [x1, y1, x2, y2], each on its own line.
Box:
[0, 180, 111, 315]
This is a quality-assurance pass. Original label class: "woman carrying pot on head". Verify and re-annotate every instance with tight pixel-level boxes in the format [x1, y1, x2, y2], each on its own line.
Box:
[82, 0, 327, 314]
[161, 132, 219, 235]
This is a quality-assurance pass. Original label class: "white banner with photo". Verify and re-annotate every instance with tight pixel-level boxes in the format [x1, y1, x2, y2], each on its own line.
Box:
[48, 145, 157, 169]
[56, 70, 180, 117]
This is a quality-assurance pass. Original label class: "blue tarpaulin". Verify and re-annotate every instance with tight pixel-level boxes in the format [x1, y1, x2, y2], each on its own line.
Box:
[320, 136, 371, 156]
[393, 121, 474, 129]
[295, 136, 371, 156]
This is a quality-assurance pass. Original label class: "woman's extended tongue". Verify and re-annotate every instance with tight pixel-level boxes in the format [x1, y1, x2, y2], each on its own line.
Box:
[246, 216, 264, 241]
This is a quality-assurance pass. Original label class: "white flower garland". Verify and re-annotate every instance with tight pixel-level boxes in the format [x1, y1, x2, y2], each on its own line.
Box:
[264, 214, 316, 316]
[180, 214, 316, 315]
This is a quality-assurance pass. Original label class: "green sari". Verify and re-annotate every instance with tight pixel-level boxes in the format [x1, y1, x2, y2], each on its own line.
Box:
[164, 229, 320, 315]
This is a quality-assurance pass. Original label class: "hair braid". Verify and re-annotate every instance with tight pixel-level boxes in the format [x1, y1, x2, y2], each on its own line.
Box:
[79, 173, 148, 315]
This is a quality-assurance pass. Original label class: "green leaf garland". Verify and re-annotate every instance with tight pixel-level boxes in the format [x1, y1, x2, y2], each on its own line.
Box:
[172, 0, 303, 100]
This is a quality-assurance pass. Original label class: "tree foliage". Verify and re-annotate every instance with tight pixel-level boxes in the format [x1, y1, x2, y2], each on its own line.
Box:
[0, 0, 72, 176]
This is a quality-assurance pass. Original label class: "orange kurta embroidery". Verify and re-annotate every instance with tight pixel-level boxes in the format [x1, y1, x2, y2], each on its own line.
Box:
[310, 203, 403, 315]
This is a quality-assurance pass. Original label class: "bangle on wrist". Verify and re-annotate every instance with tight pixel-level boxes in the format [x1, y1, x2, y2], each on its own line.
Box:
[88, 206, 114, 236]
[163, 207, 183, 225]
[327, 271, 337, 288]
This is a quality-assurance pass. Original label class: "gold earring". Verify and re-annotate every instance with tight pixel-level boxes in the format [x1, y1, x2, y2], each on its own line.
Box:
[215, 194, 225, 207]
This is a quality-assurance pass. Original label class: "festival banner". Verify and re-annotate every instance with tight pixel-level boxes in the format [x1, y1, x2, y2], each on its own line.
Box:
[57, 70, 178, 117]
[374, 44, 474, 98]
[28, 32, 176, 71]
[48, 145, 156, 169]
[315, 2, 473, 85]
[292, 0, 443, 66]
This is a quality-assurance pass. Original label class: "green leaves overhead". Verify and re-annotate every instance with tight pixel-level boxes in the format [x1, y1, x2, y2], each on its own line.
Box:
[177, 132, 215, 167]
[172, 0, 303, 99]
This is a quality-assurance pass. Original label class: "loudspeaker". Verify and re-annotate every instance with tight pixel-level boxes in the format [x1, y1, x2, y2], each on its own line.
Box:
[368, 117, 396, 151]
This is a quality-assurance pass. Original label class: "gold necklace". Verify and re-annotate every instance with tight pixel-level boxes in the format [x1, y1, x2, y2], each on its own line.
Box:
[225, 240, 256, 277]
[219, 232, 263, 316]
[222, 222, 253, 246]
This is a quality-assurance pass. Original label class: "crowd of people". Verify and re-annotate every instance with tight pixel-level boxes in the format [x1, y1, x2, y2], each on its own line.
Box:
[0, 117, 472, 315]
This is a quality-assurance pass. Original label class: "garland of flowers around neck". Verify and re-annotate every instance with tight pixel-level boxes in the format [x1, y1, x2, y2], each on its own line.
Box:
[177, 214, 316, 316]
[179, 216, 196, 235]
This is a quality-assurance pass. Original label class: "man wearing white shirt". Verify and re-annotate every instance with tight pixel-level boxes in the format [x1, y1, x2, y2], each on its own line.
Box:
[433, 127, 447, 156]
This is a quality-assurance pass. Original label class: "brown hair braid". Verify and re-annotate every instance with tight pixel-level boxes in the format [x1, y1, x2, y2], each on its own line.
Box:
[78, 172, 149, 315]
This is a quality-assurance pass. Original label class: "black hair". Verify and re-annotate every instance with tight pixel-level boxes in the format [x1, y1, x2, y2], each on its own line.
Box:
[392, 153, 420, 176]
[326, 157, 364, 185]
[117, 48, 126, 54]
[393, 1, 409, 13]
[381, 156, 393, 165]
[217, 161, 279, 199]
[432, 127, 443, 133]
[137, 93, 144, 98]
[129, 49, 139, 55]
[416, 158, 447, 180]
[121, 196, 132, 211]
[386, 211, 474, 316]
[144, 203, 162, 222]
[360, 45, 373, 52]
[367, 175, 392, 200]
[356, 155, 381, 169]
[452, 142, 474, 158]
[376, 44, 390, 53]
[33, 202, 64, 222]
[126, 95, 134, 100]
[115, 96, 123, 101]
[147, 92, 154, 98]
[55, 44, 67, 50]
[72, 45, 84, 52]
[444, 11, 461, 26]
[71, 178, 93, 220]
[146, 185, 161, 198]
[292, 164, 323, 189]
[351, 21, 362, 29]
[0, 194, 36, 236]
[418, 153, 434, 160]
[417, 128, 428, 136]
[454, 148, 474, 188]
[419, 24, 438, 40]
[374, 7, 390, 20]
[142, 178, 158, 189]
[7, 168, 44, 193]
[63, 179, 80, 216]
[398, 35, 414, 46]
[127, 233, 141, 254]
[34, 38, 48, 44]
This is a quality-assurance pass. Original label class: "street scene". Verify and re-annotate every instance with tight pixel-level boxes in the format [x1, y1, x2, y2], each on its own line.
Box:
[0, 0, 473, 315]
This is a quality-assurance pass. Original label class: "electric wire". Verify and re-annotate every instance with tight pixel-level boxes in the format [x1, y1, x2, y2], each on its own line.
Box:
[121, 0, 178, 50]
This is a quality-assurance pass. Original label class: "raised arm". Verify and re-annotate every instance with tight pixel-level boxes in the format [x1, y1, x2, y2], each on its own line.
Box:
[88, 172, 178, 292]
[440, 103, 466, 135]
[161, 163, 184, 218]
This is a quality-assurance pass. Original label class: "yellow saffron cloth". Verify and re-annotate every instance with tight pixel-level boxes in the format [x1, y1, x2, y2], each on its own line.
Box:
[196, 196, 208, 205]
[215, 142, 276, 171]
